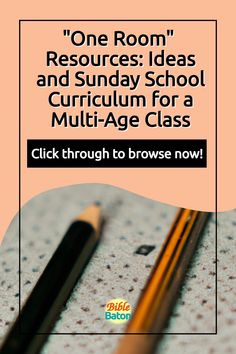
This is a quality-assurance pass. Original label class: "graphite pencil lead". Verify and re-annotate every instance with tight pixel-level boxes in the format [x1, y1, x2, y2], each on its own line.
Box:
[76, 204, 102, 237]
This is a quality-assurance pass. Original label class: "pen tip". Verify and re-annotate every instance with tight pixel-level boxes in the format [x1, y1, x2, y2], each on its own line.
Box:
[77, 204, 102, 236]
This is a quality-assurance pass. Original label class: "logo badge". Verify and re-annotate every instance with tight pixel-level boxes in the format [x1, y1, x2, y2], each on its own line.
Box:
[105, 298, 132, 324]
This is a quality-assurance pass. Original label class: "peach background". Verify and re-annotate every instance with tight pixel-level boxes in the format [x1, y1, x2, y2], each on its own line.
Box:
[0, 0, 235, 242]
[21, 21, 215, 209]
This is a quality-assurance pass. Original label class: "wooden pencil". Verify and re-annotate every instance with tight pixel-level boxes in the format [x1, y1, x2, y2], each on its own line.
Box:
[114, 209, 209, 354]
[0, 204, 102, 354]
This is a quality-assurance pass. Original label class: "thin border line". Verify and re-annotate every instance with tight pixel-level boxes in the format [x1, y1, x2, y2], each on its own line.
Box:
[19, 19, 217, 22]
[215, 20, 218, 334]
[19, 20, 22, 334]
[19, 19, 217, 336]
[32, 332, 217, 335]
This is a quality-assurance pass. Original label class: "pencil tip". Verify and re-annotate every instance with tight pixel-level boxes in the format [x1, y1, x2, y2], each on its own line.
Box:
[77, 204, 102, 236]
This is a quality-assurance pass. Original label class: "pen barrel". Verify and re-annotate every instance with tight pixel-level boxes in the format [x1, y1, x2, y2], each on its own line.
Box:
[114, 334, 158, 354]
[0, 220, 97, 354]
[114, 211, 209, 354]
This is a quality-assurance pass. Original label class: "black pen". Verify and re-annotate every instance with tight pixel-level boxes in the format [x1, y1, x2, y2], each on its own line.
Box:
[0, 204, 102, 354]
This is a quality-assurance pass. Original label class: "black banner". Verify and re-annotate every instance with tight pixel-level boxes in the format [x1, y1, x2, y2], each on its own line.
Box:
[27, 139, 207, 168]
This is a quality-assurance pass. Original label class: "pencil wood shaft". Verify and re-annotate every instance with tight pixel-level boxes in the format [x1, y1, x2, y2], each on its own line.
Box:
[0, 205, 101, 354]
[114, 209, 209, 354]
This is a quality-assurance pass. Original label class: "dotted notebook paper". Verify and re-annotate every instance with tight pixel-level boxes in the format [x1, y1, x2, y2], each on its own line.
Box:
[0, 184, 229, 354]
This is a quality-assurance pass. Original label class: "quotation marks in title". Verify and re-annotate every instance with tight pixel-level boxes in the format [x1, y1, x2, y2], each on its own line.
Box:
[63, 29, 71, 37]
[166, 29, 174, 37]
